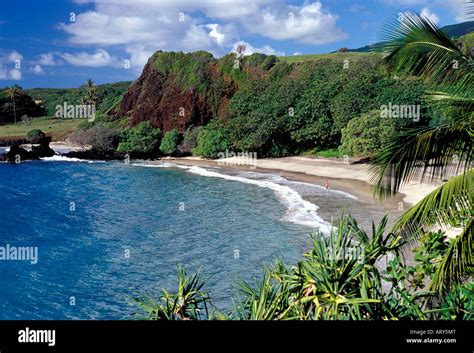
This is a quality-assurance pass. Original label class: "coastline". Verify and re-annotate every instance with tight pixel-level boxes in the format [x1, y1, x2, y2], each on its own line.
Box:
[2, 141, 437, 207]
[163, 156, 438, 207]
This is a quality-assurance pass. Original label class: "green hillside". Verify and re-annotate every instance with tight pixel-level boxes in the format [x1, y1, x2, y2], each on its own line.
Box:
[25, 81, 131, 116]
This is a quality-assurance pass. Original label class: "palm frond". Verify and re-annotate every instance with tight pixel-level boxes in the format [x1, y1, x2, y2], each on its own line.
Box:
[370, 122, 473, 197]
[376, 12, 474, 96]
[429, 218, 473, 293]
[392, 170, 473, 240]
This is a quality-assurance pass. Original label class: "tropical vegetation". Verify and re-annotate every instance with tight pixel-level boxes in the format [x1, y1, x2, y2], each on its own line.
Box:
[370, 12, 473, 295]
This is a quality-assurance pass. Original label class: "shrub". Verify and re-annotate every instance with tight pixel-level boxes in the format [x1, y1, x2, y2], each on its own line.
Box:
[339, 109, 396, 157]
[130, 216, 471, 320]
[117, 121, 161, 154]
[68, 123, 119, 152]
[159, 129, 182, 156]
[27, 129, 46, 143]
[193, 121, 229, 158]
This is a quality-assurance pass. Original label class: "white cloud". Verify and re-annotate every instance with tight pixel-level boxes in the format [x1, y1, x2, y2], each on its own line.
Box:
[232, 41, 285, 56]
[10, 69, 21, 80]
[8, 51, 23, 63]
[0, 51, 23, 80]
[0, 66, 22, 80]
[37, 53, 59, 66]
[58, 0, 345, 71]
[206, 24, 227, 46]
[125, 45, 155, 68]
[30, 65, 44, 75]
[58, 49, 121, 67]
[0, 50, 22, 64]
[240, 2, 347, 45]
[438, 0, 471, 22]
[420, 7, 440, 24]
[293, 51, 303, 55]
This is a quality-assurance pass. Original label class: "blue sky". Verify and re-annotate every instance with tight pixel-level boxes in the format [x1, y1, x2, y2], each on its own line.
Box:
[0, 0, 469, 88]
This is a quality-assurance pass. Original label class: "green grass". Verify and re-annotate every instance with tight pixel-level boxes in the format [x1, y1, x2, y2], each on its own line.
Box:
[278, 52, 377, 64]
[0, 117, 83, 141]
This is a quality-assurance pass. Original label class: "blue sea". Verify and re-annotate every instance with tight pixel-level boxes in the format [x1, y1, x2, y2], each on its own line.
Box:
[0, 157, 374, 319]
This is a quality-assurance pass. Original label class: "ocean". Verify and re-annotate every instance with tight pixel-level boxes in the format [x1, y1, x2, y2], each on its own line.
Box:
[0, 157, 380, 319]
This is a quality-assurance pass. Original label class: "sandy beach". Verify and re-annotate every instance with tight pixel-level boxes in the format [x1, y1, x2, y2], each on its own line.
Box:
[164, 156, 438, 207]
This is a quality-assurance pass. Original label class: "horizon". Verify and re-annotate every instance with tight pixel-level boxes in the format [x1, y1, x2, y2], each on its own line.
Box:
[0, 0, 471, 89]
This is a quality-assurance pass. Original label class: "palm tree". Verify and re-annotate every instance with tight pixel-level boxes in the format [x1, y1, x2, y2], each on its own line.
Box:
[6, 84, 22, 124]
[370, 10, 473, 295]
[81, 79, 99, 106]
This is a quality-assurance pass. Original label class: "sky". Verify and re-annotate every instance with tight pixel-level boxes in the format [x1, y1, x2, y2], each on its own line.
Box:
[0, 0, 470, 88]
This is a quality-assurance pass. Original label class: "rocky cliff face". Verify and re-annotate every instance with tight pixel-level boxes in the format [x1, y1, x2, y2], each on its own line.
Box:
[112, 51, 277, 132]
[112, 51, 241, 132]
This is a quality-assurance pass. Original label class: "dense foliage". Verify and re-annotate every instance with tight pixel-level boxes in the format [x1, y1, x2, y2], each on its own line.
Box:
[117, 121, 161, 154]
[339, 110, 396, 156]
[26, 129, 46, 143]
[0, 86, 47, 124]
[192, 120, 230, 158]
[371, 12, 473, 294]
[159, 129, 181, 156]
[25, 81, 130, 116]
[130, 216, 473, 320]
[190, 54, 427, 158]
[67, 122, 119, 152]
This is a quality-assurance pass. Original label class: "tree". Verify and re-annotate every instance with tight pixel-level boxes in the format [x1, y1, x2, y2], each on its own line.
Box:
[81, 79, 99, 106]
[68, 123, 119, 152]
[340, 109, 396, 156]
[370, 11, 473, 294]
[0, 86, 46, 124]
[193, 120, 230, 158]
[6, 85, 21, 124]
[159, 129, 181, 156]
[117, 121, 161, 154]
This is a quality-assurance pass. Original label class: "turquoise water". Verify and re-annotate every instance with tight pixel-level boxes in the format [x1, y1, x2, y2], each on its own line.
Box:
[0, 159, 328, 319]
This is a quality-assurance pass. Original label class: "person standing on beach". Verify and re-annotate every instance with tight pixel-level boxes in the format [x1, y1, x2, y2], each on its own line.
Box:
[325, 179, 329, 190]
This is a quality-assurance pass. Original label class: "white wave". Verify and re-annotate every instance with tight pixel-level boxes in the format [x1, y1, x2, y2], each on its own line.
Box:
[130, 162, 332, 232]
[130, 162, 177, 168]
[236, 171, 358, 200]
[40, 155, 105, 163]
[186, 165, 333, 232]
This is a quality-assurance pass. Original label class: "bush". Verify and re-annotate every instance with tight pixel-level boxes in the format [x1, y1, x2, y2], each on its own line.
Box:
[27, 129, 46, 143]
[339, 109, 396, 157]
[159, 129, 181, 156]
[68, 123, 119, 152]
[117, 121, 161, 154]
[130, 217, 471, 320]
[193, 121, 230, 158]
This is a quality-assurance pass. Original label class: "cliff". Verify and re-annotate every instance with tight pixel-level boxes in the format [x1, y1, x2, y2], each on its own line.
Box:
[112, 51, 277, 131]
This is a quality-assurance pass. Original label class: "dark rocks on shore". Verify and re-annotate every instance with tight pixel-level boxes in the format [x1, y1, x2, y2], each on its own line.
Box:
[63, 149, 126, 161]
[63, 149, 163, 161]
[0, 135, 56, 162]
[31, 136, 55, 158]
[1, 144, 39, 162]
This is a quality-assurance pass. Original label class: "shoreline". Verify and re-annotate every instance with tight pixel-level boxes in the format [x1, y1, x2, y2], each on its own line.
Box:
[163, 156, 438, 207]
[1, 141, 438, 207]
